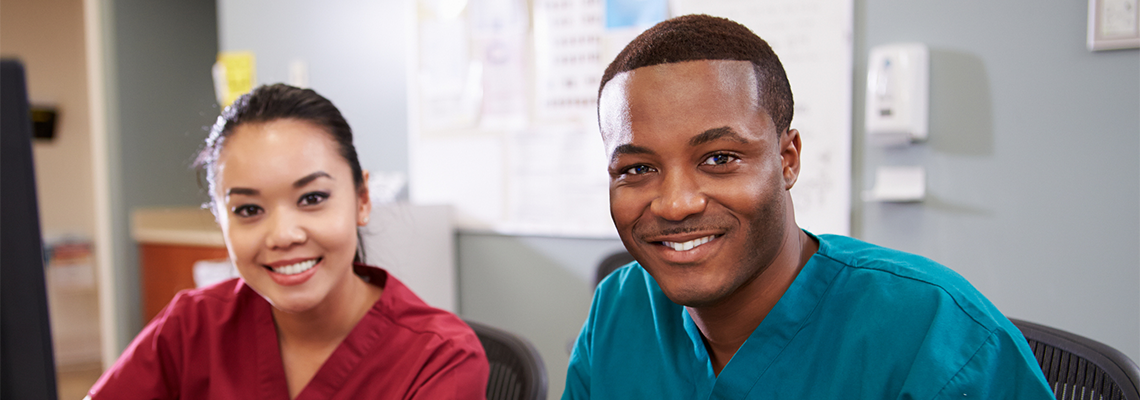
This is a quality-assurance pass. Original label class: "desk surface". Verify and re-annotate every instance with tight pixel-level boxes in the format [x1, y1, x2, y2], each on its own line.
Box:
[131, 207, 223, 247]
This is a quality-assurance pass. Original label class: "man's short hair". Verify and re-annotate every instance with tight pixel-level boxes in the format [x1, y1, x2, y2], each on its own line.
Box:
[599, 14, 795, 134]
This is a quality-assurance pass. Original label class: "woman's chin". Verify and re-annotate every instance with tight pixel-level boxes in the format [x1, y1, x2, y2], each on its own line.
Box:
[267, 297, 321, 315]
[260, 287, 327, 315]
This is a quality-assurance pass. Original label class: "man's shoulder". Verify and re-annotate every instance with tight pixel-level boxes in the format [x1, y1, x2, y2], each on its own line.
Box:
[801, 235, 1049, 397]
[815, 233, 947, 278]
[814, 233, 1006, 332]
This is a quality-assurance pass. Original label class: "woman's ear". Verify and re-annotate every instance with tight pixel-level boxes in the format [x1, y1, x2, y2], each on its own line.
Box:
[357, 170, 373, 226]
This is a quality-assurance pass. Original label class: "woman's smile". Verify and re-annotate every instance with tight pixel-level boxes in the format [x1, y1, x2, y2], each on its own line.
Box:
[264, 257, 321, 275]
[264, 257, 321, 286]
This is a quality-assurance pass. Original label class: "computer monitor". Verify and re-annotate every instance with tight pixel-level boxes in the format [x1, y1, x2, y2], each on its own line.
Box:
[1, 58, 60, 399]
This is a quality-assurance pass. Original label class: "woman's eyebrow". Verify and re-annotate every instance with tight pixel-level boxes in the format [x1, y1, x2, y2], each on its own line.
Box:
[293, 171, 332, 188]
[226, 187, 258, 196]
[225, 172, 333, 197]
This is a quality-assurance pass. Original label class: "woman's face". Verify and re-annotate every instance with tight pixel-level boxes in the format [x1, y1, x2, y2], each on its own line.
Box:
[212, 118, 370, 314]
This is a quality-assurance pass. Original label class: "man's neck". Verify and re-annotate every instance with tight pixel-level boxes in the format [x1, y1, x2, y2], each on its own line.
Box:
[686, 227, 818, 376]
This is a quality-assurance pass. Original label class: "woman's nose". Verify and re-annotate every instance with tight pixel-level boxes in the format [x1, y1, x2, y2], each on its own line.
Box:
[265, 210, 306, 249]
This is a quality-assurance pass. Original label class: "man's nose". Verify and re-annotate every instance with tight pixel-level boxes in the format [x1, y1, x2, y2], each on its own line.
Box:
[265, 209, 306, 249]
[650, 170, 707, 221]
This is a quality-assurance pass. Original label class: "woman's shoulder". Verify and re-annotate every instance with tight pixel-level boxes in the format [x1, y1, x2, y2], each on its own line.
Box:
[88, 279, 270, 399]
[173, 277, 245, 300]
[357, 265, 480, 347]
[156, 278, 265, 330]
[166, 277, 250, 309]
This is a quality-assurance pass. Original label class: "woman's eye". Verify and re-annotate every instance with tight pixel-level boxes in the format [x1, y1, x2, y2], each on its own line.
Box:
[623, 165, 655, 175]
[702, 154, 737, 166]
[299, 191, 329, 206]
[232, 205, 263, 218]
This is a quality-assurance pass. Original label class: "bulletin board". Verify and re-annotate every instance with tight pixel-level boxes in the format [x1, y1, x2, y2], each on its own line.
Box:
[408, 0, 853, 238]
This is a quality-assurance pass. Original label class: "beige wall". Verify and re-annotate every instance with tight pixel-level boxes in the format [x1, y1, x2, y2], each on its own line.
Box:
[1, 0, 95, 238]
[1, 0, 102, 366]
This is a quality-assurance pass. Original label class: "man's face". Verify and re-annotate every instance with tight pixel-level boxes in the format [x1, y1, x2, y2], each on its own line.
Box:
[600, 60, 801, 308]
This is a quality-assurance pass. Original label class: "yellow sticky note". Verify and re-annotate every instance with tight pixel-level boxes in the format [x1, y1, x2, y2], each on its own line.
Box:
[213, 51, 256, 107]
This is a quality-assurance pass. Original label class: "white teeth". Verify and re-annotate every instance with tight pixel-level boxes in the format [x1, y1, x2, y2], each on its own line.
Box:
[661, 235, 714, 251]
[272, 259, 317, 275]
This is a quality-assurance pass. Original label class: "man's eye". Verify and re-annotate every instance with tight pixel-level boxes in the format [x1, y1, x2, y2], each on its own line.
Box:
[702, 154, 736, 166]
[299, 191, 330, 206]
[623, 165, 655, 175]
[232, 205, 263, 218]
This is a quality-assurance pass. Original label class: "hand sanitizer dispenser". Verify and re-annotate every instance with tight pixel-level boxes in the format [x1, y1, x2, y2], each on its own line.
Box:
[865, 43, 929, 146]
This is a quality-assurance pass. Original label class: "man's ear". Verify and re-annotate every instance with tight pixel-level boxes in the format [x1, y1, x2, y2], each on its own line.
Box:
[357, 170, 373, 226]
[780, 129, 802, 190]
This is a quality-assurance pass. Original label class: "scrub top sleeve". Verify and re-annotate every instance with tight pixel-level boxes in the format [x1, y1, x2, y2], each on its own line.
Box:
[562, 318, 592, 400]
[409, 336, 491, 400]
[932, 328, 1055, 400]
[87, 292, 188, 400]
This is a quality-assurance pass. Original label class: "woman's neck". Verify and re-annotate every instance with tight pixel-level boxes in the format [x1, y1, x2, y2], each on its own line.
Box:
[272, 267, 383, 399]
[272, 268, 383, 347]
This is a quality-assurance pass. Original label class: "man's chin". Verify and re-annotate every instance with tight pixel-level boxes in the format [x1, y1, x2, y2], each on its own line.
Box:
[660, 284, 731, 308]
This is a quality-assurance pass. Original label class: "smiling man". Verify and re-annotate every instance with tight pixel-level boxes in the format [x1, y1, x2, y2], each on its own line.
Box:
[562, 15, 1053, 399]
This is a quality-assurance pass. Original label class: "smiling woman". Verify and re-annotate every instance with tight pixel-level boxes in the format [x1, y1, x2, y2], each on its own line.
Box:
[86, 84, 489, 400]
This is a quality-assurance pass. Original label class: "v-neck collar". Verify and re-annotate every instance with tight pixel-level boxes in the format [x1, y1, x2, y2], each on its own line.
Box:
[252, 266, 390, 400]
[254, 292, 289, 399]
[679, 231, 845, 398]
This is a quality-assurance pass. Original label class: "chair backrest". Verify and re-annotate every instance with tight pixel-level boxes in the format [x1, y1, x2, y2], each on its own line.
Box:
[1010, 318, 1140, 400]
[466, 320, 548, 400]
[595, 250, 636, 288]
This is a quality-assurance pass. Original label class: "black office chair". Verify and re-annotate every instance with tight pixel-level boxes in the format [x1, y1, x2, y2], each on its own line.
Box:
[1010, 318, 1140, 400]
[466, 320, 548, 400]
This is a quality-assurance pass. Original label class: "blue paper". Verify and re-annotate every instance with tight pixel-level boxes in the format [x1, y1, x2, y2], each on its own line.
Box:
[605, 0, 667, 29]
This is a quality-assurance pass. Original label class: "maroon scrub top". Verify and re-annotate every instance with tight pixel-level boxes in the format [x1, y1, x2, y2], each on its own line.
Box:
[88, 264, 489, 399]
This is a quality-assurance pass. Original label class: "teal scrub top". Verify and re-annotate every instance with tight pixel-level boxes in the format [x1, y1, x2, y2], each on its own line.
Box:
[563, 233, 1054, 399]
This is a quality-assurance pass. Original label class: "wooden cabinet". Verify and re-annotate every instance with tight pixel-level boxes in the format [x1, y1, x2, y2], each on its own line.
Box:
[132, 208, 228, 323]
[138, 243, 228, 322]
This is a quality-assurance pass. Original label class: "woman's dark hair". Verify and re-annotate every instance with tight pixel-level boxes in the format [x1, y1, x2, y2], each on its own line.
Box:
[194, 84, 367, 262]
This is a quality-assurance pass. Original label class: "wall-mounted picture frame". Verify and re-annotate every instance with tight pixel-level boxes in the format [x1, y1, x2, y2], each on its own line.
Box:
[1088, 0, 1140, 51]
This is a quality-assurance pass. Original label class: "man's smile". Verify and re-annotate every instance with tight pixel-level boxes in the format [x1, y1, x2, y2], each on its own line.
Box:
[661, 235, 718, 251]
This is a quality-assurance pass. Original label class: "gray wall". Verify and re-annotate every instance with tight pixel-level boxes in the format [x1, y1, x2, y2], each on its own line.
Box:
[104, 0, 219, 352]
[217, 0, 409, 179]
[457, 232, 625, 400]
[854, 0, 1139, 362]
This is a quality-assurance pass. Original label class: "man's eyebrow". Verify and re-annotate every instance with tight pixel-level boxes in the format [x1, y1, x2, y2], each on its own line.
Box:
[294, 171, 332, 188]
[689, 126, 750, 147]
[610, 143, 654, 163]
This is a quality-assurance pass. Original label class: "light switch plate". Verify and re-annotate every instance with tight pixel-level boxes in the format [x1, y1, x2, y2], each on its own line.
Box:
[1088, 0, 1140, 51]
